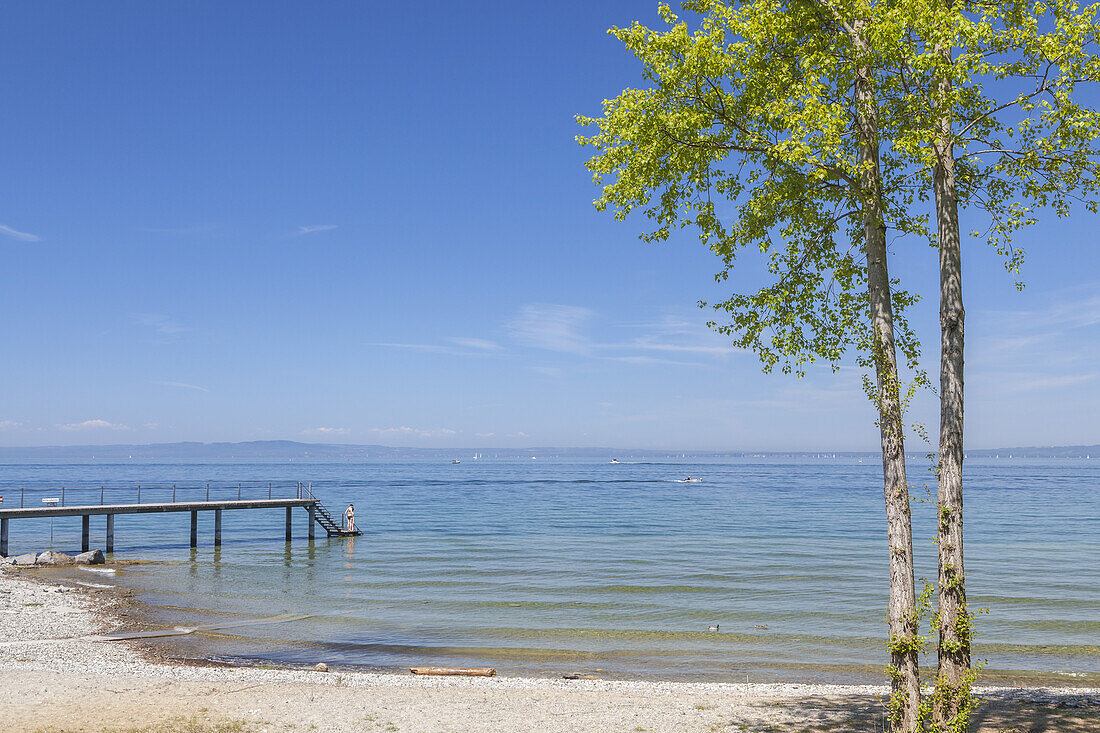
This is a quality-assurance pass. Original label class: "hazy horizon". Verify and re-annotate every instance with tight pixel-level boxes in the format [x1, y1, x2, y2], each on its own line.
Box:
[1, 438, 1097, 458]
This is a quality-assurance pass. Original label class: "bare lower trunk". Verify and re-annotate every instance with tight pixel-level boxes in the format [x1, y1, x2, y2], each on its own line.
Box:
[933, 91, 971, 727]
[871, 234, 921, 733]
[853, 22, 920, 732]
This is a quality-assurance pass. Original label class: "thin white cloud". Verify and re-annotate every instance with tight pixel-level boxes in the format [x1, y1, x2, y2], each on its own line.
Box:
[976, 292, 1100, 355]
[58, 419, 131, 432]
[991, 373, 1097, 392]
[445, 337, 502, 351]
[604, 355, 705, 366]
[374, 342, 456, 352]
[0, 420, 23, 430]
[506, 305, 731, 365]
[616, 313, 735, 356]
[999, 293, 1100, 333]
[606, 412, 665, 424]
[507, 304, 593, 354]
[379, 306, 730, 372]
[0, 224, 41, 242]
[629, 342, 729, 355]
[379, 309, 726, 365]
[369, 426, 457, 439]
[971, 291, 1100, 386]
[154, 380, 209, 392]
[475, 432, 496, 438]
[296, 224, 338, 235]
[373, 340, 501, 357]
[302, 427, 350, 436]
[134, 313, 189, 336]
[136, 223, 221, 235]
[529, 366, 562, 377]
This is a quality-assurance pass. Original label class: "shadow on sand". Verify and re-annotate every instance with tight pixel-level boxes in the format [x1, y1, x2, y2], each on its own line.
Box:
[735, 692, 1099, 732]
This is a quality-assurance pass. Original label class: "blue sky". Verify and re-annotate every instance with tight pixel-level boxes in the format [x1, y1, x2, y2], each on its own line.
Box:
[2, 1, 1098, 451]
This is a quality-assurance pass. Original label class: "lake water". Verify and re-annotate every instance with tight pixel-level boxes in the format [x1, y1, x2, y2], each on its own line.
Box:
[1, 457, 1097, 683]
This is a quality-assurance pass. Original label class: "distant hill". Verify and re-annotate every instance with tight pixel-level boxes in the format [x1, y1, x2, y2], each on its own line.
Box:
[0, 440, 1097, 461]
[0, 441, 750, 461]
[0, 440, 433, 462]
[962, 445, 1100, 458]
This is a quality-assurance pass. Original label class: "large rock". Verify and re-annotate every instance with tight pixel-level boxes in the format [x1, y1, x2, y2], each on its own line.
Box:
[11, 553, 38, 566]
[75, 549, 105, 565]
[37, 550, 76, 566]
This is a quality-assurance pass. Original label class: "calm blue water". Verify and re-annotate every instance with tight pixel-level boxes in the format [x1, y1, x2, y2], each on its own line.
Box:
[1, 457, 1097, 683]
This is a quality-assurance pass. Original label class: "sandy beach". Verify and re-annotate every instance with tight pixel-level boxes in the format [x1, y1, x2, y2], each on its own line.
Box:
[0, 568, 1094, 732]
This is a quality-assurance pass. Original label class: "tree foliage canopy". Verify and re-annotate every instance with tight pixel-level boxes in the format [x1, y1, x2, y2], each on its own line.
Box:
[578, 0, 1100, 376]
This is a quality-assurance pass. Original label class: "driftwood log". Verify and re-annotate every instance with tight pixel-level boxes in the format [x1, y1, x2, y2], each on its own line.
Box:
[409, 667, 496, 677]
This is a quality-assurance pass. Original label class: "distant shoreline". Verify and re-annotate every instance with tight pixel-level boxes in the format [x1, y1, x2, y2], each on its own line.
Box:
[1, 438, 1098, 461]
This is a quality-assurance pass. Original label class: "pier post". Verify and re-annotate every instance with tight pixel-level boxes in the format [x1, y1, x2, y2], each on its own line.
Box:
[1, 517, 8, 557]
[285, 506, 292, 543]
[190, 510, 198, 548]
[106, 514, 114, 553]
[81, 515, 90, 552]
[308, 504, 315, 540]
[214, 509, 222, 547]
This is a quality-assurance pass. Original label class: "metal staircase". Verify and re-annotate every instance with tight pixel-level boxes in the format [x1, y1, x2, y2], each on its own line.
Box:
[311, 500, 361, 536]
[297, 483, 361, 537]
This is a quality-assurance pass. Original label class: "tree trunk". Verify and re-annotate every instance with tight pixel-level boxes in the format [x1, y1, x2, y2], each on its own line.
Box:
[933, 51, 971, 728]
[853, 20, 921, 732]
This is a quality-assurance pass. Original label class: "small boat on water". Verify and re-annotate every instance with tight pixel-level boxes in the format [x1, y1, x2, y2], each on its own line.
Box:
[610, 458, 620, 464]
[451, 460, 461, 464]
[680, 476, 702, 483]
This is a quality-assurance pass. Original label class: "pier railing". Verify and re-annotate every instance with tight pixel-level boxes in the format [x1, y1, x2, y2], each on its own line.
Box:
[0, 481, 310, 509]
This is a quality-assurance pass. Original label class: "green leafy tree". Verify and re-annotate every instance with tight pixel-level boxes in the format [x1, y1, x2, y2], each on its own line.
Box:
[580, 2, 1100, 732]
[883, 2, 1100, 727]
[577, 2, 927, 728]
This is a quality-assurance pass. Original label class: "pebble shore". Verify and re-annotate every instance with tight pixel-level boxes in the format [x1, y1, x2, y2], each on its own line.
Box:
[0, 568, 1097, 732]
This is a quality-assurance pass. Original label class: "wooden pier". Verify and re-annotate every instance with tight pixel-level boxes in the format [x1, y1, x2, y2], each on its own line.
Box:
[0, 482, 360, 557]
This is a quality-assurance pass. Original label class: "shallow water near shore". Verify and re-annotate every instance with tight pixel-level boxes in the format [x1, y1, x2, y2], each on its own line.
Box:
[2, 457, 1097, 683]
